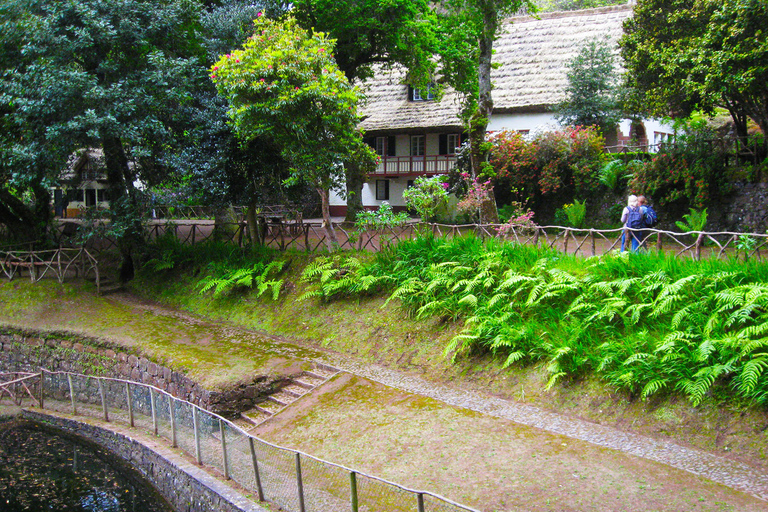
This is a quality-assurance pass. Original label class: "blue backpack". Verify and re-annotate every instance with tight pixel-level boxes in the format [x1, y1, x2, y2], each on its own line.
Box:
[643, 205, 658, 228]
[626, 206, 644, 229]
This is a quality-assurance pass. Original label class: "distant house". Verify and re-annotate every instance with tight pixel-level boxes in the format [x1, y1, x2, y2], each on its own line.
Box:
[329, 4, 672, 216]
[51, 149, 111, 218]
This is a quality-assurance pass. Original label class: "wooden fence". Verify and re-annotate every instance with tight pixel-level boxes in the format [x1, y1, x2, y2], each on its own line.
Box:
[0, 246, 100, 293]
[130, 220, 768, 262]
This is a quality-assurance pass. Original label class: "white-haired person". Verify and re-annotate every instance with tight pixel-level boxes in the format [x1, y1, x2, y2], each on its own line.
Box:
[620, 194, 643, 252]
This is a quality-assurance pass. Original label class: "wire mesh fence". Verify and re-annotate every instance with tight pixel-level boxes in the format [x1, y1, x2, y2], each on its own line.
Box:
[14, 370, 479, 512]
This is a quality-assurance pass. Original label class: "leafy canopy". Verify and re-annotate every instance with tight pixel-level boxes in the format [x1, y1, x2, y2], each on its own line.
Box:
[621, 0, 768, 136]
[555, 38, 621, 131]
[211, 16, 373, 192]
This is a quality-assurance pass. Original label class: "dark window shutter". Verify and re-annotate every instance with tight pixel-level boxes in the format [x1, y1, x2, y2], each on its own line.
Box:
[387, 136, 396, 156]
[439, 134, 448, 155]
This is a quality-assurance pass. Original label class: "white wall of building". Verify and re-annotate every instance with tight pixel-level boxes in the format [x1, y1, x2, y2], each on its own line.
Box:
[487, 113, 557, 133]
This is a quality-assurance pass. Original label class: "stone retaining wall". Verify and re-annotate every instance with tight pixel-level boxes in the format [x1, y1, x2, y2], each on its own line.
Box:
[19, 410, 266, 512]
[0, 329, 285, 416]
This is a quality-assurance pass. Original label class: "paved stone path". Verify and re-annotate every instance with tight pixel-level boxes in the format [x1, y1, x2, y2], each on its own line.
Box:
[313, 354, 768, 503]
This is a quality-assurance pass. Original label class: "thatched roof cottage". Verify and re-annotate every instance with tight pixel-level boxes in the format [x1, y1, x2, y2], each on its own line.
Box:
[329, 4, 672, 215]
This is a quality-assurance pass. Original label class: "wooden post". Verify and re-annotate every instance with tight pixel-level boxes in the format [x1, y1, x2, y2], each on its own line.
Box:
[220, 419, 230, 480]
[656, 231, 663, 252]
[590, 229, 596, 257]
[695, 232, 704, 260]
[193, 407, 202, 465]
[249, 437, 265, 501]
[170, 398, 177, 448]
[126, 382, 134, 427]
[563, 229, 570, 253]
[417, 493, 425, 512]
[150, 389, 158, 435]
[350, 471, 359, 512]
[98, 378, 108, 422]
[38, 370, 45, 409]
[67, 374, 77, 414]
[296, 453, 306, 512]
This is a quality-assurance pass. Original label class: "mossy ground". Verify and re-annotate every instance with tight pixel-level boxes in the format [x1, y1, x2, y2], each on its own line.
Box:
[128, 256, 768, 475]
[2, 269, 768, 510]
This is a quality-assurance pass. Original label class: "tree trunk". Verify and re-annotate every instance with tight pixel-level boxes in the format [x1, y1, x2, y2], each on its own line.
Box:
[317, 187, 339, 250]
[343, 160, 365, 225]
[246, 199, 261, 246]
[469, 6, 500, 224]
[102, 136, 142, 281]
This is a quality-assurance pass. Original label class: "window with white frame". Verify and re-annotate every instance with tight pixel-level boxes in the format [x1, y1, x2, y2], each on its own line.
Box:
[446, 133, 459, 154]
[410, 84, 436, 101]
[410, 135, 425, 156]
[374, 137, 386, 156]
[654, 131, 673, 146]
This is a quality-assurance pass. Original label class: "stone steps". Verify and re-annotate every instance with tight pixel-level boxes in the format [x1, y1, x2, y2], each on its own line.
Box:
[238, 363, 339, 429]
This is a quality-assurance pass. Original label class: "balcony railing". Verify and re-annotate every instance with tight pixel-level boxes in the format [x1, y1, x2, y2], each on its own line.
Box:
[368, 155, 456, 177]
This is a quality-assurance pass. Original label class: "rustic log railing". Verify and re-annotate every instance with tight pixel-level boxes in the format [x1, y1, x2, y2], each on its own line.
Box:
[0, 247, 100, 293]
[0, 372, 41, 407]
[88, 220, 768, 262]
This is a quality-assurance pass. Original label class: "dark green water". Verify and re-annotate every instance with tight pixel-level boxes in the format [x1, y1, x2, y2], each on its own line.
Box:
[0, 421, 172, 512]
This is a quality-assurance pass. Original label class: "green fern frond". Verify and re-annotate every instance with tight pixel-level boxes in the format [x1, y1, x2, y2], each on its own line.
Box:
[738, 355, 768, 394]
[641, 379, 668, 399]
[502, 351, 526, 368]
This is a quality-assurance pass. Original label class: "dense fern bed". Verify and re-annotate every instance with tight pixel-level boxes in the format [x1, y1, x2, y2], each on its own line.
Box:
[299, 235, 768, 406]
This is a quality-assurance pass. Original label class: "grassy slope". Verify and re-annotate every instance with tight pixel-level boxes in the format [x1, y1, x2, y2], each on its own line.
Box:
[130, 251, 768, 473]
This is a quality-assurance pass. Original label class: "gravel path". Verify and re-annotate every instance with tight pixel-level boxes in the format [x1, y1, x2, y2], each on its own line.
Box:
[313, 354, 768, 503]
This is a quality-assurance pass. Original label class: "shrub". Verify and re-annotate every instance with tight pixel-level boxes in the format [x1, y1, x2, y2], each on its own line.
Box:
[563, 199, 586, 228]
[402, 175, 449, 222]
[490, 126, 606, 205]
[355, 202, 409, 229]
[629, 123, 732, 208]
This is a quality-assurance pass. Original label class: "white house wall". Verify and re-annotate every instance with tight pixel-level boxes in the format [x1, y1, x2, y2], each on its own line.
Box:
[488, 113, 557, 134]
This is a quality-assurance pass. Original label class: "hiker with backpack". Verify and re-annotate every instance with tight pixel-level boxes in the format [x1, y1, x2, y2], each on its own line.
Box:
[637, 195, 658, 249]
[620, 194, 643, 252]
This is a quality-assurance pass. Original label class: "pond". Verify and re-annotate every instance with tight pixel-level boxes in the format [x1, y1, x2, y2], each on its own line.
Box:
[0, 420, 173, 512]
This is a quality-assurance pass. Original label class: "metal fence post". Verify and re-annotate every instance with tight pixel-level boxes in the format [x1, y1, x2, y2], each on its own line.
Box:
[350, 471, 359, 512]
[170, 398, 177, 448]
[193, 407, 202, 465]
[219, 419, 230, 480]
[150, 388, 158, 435]
[67, 374, 77, 414]
[417, 493, 425, 512]
[248, 437, 265, 502]
[125, 382, 134, 427]
[296, 453, 306, 512]
[98, 378, 108, 421]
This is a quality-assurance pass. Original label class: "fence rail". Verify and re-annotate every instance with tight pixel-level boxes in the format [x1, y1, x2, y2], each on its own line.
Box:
[132, 220, 768, 262]
[6, 370, 479, 512]
[0, 247, 100, 293]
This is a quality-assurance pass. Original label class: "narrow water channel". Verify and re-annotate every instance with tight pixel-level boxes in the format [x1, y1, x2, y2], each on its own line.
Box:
[0, 420, 172, 512]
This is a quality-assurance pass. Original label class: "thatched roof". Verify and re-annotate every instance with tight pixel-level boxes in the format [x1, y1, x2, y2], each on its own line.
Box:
[359, 4, 632, 133]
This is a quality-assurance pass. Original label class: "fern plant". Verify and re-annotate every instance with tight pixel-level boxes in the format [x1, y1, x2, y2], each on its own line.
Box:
[198, 260, 286, 299]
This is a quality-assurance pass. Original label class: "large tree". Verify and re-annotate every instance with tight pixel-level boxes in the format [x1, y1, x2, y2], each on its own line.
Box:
[0, 0, 205, 274]
[285, 0, 436, 223]
[436, 0, 535, 224]
[621, 0, 768, 137]
[555, 38, 621, 134]
[212, 16, 376, 246]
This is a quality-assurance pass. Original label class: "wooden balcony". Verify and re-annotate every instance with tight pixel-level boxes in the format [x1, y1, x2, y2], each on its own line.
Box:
[367, 155, 456, 177]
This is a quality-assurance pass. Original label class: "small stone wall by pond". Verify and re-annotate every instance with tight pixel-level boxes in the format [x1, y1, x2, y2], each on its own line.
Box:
[18, 410, 266, 512]
[0, 329, 286, 416]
